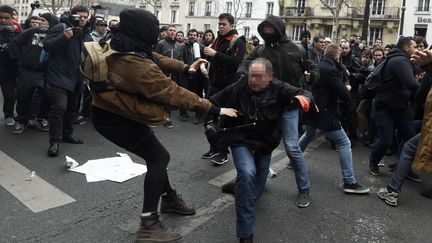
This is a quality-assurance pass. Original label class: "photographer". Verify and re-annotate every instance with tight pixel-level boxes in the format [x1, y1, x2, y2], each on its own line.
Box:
[0, 5, 21, 127]
[43, 5, 92, 156]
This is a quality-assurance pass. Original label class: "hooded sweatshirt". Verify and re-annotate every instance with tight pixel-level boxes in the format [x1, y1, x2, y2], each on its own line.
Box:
[0, 22, 21, 80]
[237, 15, 319, 89]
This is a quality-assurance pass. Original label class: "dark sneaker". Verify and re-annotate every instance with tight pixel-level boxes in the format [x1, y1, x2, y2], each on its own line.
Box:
[239, 235, 253, 243]
[12, 122, 27, 134]
[160, 190, 195, 215]
[211, 153, 228, 165]
[221, 180, 235, 195]
[369, 163, 379, 176]
[295, 189, 310, 208]
[37, 119, 49, 132]
[5, 117, 15, 127]
[202, 150, 218, 159]
[164, 119, 174, 129]
[343, 182, 370, 194]
[136, 214, 182, 243]
[406, 171, 422, 182]
[377, 188, 398, 206]
[75, 115, 88, 125]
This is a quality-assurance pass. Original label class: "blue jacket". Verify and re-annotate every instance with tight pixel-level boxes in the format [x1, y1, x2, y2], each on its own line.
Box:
[43, 23, 91, 91]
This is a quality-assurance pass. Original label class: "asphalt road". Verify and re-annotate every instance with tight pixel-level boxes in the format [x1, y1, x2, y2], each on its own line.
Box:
[1, 112, 431, 243]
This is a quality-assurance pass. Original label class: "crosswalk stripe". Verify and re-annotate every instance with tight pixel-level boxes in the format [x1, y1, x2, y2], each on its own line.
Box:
[0, 151, 76, 213]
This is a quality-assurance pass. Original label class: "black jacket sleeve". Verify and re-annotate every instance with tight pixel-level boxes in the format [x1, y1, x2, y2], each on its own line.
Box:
[43, 23, 68, 53]
[213, 38, 246, 68]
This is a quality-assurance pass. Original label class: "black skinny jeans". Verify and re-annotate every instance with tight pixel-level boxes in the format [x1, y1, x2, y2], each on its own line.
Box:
[91, 106, 173, 213]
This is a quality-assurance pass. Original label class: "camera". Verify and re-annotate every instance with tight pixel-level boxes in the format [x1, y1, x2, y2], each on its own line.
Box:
[30, 1, 41, 9]
[60, 12, 83, 37]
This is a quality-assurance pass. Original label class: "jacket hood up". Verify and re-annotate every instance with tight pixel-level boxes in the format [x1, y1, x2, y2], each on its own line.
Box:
[39, 13, 59, 28]
[257, 15, 286, 45]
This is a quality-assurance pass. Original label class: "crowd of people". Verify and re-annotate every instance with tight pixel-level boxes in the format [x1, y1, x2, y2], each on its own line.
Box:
[1, 4, 432, 243]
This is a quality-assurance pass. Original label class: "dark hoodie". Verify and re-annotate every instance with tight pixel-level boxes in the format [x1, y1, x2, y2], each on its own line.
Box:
[0, 20, 21, 80]
[237, 15, 318, 90]
[9, 13, 59, 70]
[375, 48, 420, 110]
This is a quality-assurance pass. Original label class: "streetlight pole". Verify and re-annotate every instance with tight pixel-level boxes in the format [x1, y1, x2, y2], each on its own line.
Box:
[361, 0, 371, 42]
[399, 0, 406, 35]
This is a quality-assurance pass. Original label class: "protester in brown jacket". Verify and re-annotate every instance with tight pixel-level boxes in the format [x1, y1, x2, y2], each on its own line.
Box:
[90, 9, 237, 242]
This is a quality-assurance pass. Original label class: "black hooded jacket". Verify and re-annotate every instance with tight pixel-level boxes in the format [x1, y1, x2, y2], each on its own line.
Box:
[237, 15, 319, 90]
[0, 24, 20, 80]
[375, 48, 420, 110]
[9, 14, 59, 70]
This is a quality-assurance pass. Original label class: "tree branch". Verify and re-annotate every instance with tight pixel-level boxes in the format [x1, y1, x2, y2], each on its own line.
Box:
[319, 0, 335, 15]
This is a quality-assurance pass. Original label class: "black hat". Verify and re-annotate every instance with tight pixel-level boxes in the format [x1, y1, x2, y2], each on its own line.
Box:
[300, 30, 311, 39]
[96, 19, 107, 26]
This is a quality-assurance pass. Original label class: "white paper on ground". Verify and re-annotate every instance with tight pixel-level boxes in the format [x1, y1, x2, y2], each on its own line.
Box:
[65, 156, 79, 170]
[69, 154, 147, 183]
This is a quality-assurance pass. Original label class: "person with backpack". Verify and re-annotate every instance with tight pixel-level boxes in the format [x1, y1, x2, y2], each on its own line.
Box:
[43, 5, 93, 156]
[368, 36, 420, 177]
[9, 13, 58, 134]
[229, 15, 319, 208]
[0, 5, 21, 127]
[84, 9, 236, 242]
[201, 13, 246, 165]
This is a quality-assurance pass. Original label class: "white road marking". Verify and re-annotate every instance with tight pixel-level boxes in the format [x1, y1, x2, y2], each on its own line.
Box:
[0, 151, 76, 213]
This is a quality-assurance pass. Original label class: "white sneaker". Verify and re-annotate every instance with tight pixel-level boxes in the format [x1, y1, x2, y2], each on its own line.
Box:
[5, 117, 15, 127]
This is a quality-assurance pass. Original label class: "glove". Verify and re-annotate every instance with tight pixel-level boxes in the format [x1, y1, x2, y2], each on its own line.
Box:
[294, 95, 310, 112]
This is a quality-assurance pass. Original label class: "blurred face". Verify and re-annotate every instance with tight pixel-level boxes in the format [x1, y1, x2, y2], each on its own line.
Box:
[0, 12, 13, 25]
[204, 32, 213, 42]
[248, 62, 272, 92]
[76, 11, 89, 27]
[315, 38, 325, 51]
[96, 24, 107, 34]
[384, 47, 390, 56]
[373, 50, 384, 62]
[218, 18, 233, 36]
[39, 17, 49, 27]
[30, 18, 40, 27]
[417, 42, 426, 51]
[340, 42, 351, 56]
[175, 32, 184, 42]
[405, 40, 417, 56]
[262, 23, 275, 35]
[188, 31, 197, 42]
[167, 26, 176, 39]
[361, 55, 370, 64]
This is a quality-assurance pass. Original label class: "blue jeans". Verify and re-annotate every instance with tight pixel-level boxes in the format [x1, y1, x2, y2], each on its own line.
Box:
[369, 106, 415, 165]
[388, 133, 420, 193]
[298, 126, 356, 184]
[281, 108, 310, 190]
[231, 146, 271, 238]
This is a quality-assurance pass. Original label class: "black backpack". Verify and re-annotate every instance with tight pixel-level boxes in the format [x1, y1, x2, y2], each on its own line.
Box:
[364, 57, 390, 93]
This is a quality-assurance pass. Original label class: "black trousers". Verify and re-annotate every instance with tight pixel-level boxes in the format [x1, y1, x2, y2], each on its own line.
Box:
[47, 85, 80, 143]
[0, 77, 16, 118]
[91, 106, 173, 213]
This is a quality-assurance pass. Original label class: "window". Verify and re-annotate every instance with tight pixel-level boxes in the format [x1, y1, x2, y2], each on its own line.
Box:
[189, 1, 195, 16]
[243, 26, 250, 38]
[204, 24, 211, 30]
[266, 2, 274, 16]
[205, 2, 212, 16]
[325, 0, 336, 7]
[371, 0, 385, 15]
[368, 28, 383, 46]
[171, 10, 177, 23]
[418, 0, 430, 11]
[292, 25, 305, 42]
[245, 2, 252, 18]
[295, 0, 306, 14]
[226, 2, 232, 14]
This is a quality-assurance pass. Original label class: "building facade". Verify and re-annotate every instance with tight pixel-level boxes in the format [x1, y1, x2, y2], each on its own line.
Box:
[281, 0, 401, 46]
[402, 0, 432, 41]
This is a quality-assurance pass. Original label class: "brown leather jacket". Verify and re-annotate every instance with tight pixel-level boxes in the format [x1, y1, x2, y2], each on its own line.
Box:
[92, 52, 217, 125]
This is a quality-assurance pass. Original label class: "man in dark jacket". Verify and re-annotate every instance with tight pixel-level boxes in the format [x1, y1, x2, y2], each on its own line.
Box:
[43, 5, 92, 156]
[9, 13, 59, 134]
[235, 15, 319, 208]
[299, 44, 370, 194]
[368, 37, 420, 176]
[211, 58, 312, 243]
[0, 5, 21, 127]
[202, 13, 246, 165]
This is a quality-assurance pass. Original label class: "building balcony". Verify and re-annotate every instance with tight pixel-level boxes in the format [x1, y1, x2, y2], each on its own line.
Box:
[170, 0, 179, 7]
[352, 7, 400, 20]
[283, 7, 313, 17]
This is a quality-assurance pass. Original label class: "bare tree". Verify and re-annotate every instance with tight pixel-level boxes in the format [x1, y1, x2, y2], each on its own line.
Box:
[40, 0, 68, 15]
[278, 0, 285, 16]
[320, 0, 346, 42]
[220, 0, 257, 29]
